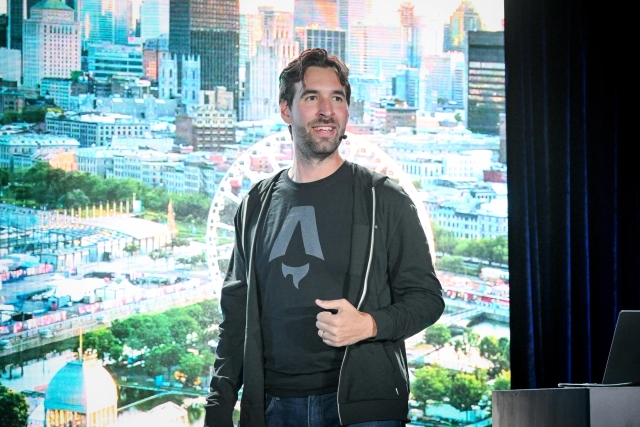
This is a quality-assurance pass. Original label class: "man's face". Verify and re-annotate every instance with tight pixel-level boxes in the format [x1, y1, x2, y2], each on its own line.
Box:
[280, 66, 350, 162]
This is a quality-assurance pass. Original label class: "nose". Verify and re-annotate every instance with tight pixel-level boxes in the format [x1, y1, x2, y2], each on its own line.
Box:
[318, 97, 334, 118]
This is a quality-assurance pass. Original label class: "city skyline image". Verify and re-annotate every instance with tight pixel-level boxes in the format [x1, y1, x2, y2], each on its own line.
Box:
[0, 0, 508, 425]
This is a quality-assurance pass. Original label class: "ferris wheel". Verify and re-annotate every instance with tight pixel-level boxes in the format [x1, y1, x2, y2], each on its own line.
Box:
[205, 131, 435, 294]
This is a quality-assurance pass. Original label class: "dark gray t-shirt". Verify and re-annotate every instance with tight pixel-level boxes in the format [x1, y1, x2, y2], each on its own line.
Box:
[257, 161, 354, 397]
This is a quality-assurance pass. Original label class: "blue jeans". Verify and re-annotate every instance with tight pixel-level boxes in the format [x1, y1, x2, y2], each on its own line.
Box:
[264, 392, 405, 427]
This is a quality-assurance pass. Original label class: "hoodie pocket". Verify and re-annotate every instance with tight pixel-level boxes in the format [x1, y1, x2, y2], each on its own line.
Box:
[340, 342, 406, 403]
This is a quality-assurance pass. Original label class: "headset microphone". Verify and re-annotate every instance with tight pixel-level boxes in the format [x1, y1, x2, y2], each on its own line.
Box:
[341, 134, 348, 140]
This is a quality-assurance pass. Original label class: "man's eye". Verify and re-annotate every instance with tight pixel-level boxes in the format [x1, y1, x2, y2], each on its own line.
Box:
[306, 95, 317, 101]
[333, 96, 344, 102]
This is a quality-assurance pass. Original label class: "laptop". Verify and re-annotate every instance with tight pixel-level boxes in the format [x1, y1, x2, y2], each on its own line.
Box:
[558, 310, 640, 387]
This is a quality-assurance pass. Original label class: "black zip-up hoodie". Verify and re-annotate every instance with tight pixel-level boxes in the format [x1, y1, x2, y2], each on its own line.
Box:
[205, 162, 444, 426]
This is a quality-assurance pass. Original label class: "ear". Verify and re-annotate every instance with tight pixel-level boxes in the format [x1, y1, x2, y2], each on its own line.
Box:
[280, 100, 292, 124]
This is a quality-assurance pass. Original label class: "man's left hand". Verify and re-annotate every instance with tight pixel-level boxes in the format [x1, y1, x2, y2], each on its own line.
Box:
[315, 299, 377, 347]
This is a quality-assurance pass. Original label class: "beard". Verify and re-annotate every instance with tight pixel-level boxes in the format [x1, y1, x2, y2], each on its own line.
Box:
[291, 121, 343, 163]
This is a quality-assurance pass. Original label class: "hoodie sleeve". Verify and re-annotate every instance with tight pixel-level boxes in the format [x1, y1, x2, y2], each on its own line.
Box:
[204, 198, 248, 427]
[368, 184, 445, 342]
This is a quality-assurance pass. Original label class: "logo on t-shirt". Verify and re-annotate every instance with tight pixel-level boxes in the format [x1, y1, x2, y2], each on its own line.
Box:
[268, 206, 324, 289]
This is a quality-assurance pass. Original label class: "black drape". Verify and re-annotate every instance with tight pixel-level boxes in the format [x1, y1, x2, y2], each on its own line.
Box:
[505, 0, 639, 389]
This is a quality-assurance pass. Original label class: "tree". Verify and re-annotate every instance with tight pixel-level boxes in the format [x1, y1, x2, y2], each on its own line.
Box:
[0, 385, 29, 427]
[179, 353, 205, 386]
[156, 344, 183, 381]
[493, 370, 511, 391]
[58, 188, 91, 208]
[123, 242, 139, 257]
[479, 336, 511, 377]
[411, 364, 452, 404]
[423, 323, 452, 349]
[165, 312, 199, 345]
[448, 372, 485, 420]
[84, 329, 123, 362]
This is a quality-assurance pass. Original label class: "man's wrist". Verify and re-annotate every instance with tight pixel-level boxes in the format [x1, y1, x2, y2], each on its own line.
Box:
[369, 313, 377, 338]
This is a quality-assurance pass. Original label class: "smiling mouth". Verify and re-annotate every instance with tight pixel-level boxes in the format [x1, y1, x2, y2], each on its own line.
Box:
[312, 126, 335, 133]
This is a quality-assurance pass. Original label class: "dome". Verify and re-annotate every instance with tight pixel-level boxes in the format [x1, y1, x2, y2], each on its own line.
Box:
[45, 358, 118, 413]
[32, 0, 74, 10]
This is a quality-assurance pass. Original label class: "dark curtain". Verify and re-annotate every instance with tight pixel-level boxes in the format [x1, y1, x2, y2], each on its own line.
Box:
[505, 0, 639, 389]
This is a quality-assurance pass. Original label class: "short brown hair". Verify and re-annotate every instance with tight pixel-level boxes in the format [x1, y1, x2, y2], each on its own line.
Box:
[279, 48, 351, 107]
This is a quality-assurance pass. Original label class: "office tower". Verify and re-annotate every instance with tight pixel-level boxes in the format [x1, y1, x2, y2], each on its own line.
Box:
[140, 0, 169, 41]
[246, 7, 299, 121]
[169, 0, 239, 104]
[296, 28, 346, 60]
[22, 0, 81, 90]
[113, 0, 132, 45]
[466, 30, 504, 135]
[0, 15, 8, 48]
[356, 23, 404, 85]
[239, 13, 263, 69]
[294, 0, 339, 29]
[398, 2, 421, 69]
[339, 0, 372, 67]
[79, 0, 114, 45]
[238, 13, 262, 119]
[423, 52, 465, 109]
[8, 0, 40, 50]
[444, 0, 483, 52]
[337, 0, 371, 31]
[87, 42, 143, 79]
[392, 66, 425, 108]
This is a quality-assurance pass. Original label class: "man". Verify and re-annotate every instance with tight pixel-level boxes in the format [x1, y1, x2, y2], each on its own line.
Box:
[205, 48, 444, 427]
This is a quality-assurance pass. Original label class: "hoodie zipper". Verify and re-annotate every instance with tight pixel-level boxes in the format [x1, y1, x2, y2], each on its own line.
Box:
[337, 186, 376, 424]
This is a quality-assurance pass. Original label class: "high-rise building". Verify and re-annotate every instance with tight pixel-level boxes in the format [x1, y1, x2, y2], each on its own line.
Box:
[444, 0, 483, 52]
[423, 52, 465, 109]
[113, 0, 132, 45]
[350, 23, 404, 88]
[8, 0, 40, 50]
[466, 30, 504, 135]
[296, 28, 346, 60]
[22, 0, 81, 91]
[0, 14, 8, 48]
[140, 0, 169, 41]
[392, 66, 425, 109]
[246, 7, 299, 121]
[337, 0, 371, 31]
[169, 0, 239, 105]
[294, 0, 339, 29]
[398, 2, 421, 69]
[78, 0, 114, 45]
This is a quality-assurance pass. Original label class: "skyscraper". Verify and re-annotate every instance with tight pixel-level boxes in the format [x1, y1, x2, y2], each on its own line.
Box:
[398, 2, 421, 69]
[444, 0, 483, 52]
[113, 0, 132, 45]
[22, 0, 81, 90]
[466, 31, 504, 135]
[169, 0, 239, 104]
[337, 0, 371, 31]
[8, 0, 40, 50]
[140, 0, 169, 41]
[78, 0, 114, 45]
[293, 0, 339, 29]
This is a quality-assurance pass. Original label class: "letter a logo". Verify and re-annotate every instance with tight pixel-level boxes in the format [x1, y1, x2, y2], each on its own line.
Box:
[269, 206, 324, 289]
